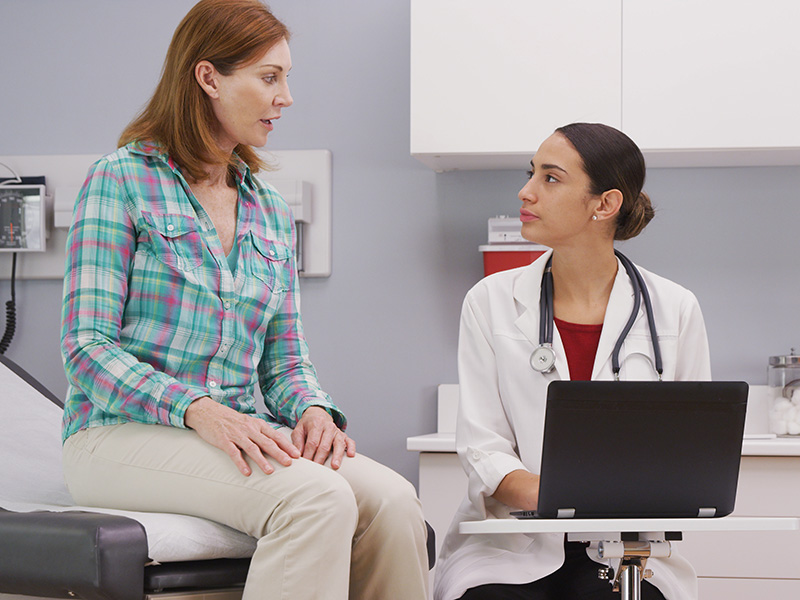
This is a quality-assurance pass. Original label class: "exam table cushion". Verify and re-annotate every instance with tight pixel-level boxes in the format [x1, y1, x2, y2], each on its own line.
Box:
[0, 356, 257, 564]
[0, 506, 149, 600]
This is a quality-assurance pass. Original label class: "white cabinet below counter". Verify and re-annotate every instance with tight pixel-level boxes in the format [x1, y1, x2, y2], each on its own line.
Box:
[410, 0, 800, 171]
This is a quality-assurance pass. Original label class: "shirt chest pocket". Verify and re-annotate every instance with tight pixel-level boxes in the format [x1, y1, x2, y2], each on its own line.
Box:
[249, 232, 292, 293]
[141, 212, 204, 272]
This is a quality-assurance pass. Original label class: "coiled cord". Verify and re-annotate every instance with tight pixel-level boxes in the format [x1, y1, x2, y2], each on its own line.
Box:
[0, 253, 17, 354]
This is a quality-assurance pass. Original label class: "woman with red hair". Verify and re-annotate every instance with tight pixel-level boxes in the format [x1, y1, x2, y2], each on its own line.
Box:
[60, 2, 429, 598]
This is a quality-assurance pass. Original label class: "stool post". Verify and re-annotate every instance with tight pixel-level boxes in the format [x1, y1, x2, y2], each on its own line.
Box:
[619, 561, 642, 600]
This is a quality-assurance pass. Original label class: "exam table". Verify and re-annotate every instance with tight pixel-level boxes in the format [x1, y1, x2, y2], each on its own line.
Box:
[0, 356, 435, 600]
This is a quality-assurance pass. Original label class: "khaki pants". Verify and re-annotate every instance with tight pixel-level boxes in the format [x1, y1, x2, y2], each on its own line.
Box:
[63, 423, 429, 600]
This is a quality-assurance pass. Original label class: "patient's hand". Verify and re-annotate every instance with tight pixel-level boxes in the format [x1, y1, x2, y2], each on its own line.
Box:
[291, 406, 356, 470]
[184, 396, 301, 476]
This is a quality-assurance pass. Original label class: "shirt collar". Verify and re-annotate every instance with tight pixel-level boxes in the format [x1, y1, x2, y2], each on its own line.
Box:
[127, 140, 254, 188]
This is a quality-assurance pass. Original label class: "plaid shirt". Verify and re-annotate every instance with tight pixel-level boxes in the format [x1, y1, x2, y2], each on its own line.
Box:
[61, 141, 343, 441]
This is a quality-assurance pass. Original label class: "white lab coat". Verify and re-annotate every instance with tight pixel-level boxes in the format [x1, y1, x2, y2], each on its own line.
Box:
[433, 250, 711, 600]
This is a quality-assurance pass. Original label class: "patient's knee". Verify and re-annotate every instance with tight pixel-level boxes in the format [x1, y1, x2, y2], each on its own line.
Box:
[366, 473, 423, 523]
[285, 463, 358, 527]
[315, 468, 359, 519]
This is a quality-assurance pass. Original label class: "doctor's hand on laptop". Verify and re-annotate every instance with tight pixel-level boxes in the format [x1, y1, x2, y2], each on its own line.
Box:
[493, 469, 540, 512]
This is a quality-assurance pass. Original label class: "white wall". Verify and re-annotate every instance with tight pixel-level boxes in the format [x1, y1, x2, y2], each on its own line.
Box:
[0, 0, 798, 486]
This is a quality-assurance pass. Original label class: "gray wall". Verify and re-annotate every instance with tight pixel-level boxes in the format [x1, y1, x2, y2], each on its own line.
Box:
[1, 0, 798, 486]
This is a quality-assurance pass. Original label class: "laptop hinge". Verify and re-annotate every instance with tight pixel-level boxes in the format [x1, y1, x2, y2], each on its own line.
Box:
[557, 508, 576, 519]
[698, 507, 717, 517]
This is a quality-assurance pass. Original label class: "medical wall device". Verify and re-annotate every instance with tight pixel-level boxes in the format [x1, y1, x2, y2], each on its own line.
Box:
[0, 183, 46, 252]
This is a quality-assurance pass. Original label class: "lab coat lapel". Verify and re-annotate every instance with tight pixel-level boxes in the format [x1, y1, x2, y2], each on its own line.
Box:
[592, 256, 641, 380]
[512, 250, 570, 379]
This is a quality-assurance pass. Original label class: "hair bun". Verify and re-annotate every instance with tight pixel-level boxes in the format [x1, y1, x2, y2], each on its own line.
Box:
[616, 191, 655, 241]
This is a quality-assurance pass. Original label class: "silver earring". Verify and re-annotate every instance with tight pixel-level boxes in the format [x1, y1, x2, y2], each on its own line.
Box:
[592, 215, 598, 221]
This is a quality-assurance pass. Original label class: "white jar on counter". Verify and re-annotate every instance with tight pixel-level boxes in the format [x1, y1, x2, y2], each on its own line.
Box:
[768, 350, 800, 436]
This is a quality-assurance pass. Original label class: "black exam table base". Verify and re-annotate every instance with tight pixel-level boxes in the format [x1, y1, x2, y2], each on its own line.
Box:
[0, 507, 252, 600]
[0, 507, 435, 600]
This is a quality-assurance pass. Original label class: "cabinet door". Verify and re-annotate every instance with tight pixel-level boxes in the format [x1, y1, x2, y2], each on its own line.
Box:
[697, 577, 800, 599]
[676, 457, 800, 579]
[411, 0, 622, 170]
[622, 1, 800, 152]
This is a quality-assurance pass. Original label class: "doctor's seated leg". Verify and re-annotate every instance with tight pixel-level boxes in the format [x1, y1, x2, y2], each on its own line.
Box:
[553, 541, 666, 600]
[459, 541, 666, 600]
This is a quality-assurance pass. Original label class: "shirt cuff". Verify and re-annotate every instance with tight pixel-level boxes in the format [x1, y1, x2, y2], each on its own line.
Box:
[465, 445, 529, 497]
[172, 388, 215, 428]
[295, 396, 347, 430]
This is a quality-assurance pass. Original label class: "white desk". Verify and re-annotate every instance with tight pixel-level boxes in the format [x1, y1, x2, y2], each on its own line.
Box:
[460, 516, 800, 536]
[460, 517, 800, 600]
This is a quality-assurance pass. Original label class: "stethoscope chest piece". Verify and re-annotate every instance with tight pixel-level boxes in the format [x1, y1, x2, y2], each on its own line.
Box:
[530, 344, 556, 373]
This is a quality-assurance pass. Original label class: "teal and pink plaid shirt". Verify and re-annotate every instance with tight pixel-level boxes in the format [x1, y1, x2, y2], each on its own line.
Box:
[61, 141, 343, 441]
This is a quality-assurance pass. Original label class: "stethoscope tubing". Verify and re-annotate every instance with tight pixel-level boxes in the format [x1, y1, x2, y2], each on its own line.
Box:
[539, 263, 554, 345]
[532, 250, 663, 380]
[615, 251, 663, 378]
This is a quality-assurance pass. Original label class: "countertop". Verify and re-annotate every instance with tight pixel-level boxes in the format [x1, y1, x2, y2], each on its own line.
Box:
[409, 384, 800, 456]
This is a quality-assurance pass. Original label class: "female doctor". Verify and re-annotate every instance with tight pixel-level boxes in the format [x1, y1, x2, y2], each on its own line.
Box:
[433, 123, 711, 600]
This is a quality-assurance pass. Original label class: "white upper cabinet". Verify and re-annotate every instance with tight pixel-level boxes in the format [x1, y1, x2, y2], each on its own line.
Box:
[410, 0, 622, 171]
[412, 0, 800, 170]
[622, 1, 800, 166]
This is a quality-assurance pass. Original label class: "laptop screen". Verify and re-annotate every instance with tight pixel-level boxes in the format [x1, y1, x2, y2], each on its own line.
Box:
[533, 381, 748, 519]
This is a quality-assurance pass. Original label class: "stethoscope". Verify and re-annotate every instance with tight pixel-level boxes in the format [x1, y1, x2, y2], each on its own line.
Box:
[529, 250, 663, 381]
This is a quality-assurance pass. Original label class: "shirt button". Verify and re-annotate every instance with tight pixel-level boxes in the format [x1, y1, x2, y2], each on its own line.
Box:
[472, 451, 481, 460]
[269, 250, 276, 256]
[224, 301, 231, 309]
[208, 381, 217, 388]
[166, 224, 175, 232]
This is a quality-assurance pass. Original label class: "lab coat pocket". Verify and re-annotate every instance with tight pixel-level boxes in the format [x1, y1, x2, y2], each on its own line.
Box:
[141, 212, 204, 272]
[619, 333, 680, 380]
[618, 336, 659, 381]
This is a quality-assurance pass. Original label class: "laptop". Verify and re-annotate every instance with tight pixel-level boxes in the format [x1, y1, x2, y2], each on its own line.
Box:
[513, 380, 748, 519]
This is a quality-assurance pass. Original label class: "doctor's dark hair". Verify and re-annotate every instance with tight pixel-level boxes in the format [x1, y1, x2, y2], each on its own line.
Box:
[118, 0, 289, 182]
[556, 123, 654, 241]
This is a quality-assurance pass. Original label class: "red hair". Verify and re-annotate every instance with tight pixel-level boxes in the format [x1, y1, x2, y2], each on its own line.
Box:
[119, 0, 290, 181]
